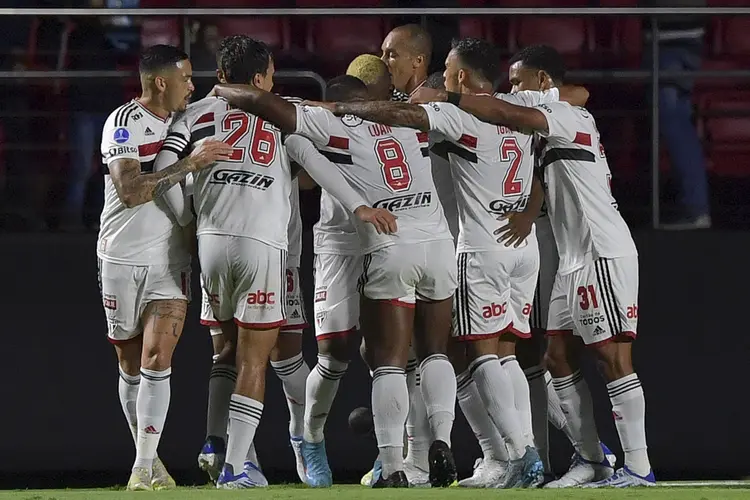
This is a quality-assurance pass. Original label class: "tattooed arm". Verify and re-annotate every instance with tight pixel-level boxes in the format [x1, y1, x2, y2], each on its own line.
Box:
[212, 84, 298, 133]
[333, 101, 431, 131]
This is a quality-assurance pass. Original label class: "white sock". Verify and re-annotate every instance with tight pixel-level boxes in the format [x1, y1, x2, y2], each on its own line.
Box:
[545, 371, 567, 429]
[245, 441, 260, 467]
[303, 354, 348, 443]
[501, 356, 534, 445]
[118, 368, 140, 443]
[372, 366, 408, 478]
[456, 369, 508, 461]
[225, 394, 264, 472]
[271, 352, 310, 439]
[552, 371, 603, 462]
[405, 358, 430, 471]
[207, 364, 236, 442]
[134, 368, 172, 471]
[419, 354, 456, 447]
[608, 373, 650, 476]
[525, 365, 550, 472]
[470, 355, 527, 460]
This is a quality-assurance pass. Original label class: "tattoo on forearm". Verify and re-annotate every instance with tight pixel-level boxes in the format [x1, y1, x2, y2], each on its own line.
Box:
[115, 157, 196, 207]
[336, 102, 430, 130]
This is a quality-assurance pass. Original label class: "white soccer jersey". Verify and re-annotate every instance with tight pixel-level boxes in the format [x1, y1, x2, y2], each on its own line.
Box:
[421, 90, 558, 253]
[428, 132, 459, 240]
[159, 96, 292, 250]
[287, 178, 303, 268]
[535, 101, 638, 275]
[295, 105, 453, 253]
[98, 100, 189, 266]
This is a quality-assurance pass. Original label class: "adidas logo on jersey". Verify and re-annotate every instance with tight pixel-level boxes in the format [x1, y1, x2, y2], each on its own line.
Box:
[373, 191, 432, 212]
[144, 127, 154, 136]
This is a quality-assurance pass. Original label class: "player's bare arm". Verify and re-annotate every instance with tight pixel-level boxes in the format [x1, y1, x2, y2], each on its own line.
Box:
[494, 174, 545, 248]
[297, 170, 317, 190]
[109, 140, 232, 208]
[410, 87, 549, 133]
[212, 84, 297, 133]
[332, 101, 431, 132]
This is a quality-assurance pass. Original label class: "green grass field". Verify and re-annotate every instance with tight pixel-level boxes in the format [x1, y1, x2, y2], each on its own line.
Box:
[1, 483, 749, 500]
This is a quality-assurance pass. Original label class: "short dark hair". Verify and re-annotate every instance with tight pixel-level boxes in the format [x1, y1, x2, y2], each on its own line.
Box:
[508, 44, 566, 84]
[424, 71, 445, 90]
[326, 75, 368, 102]
[450, 38, 503, 88]
[139, 44, 188, 75]
[218, 35, 272, 84]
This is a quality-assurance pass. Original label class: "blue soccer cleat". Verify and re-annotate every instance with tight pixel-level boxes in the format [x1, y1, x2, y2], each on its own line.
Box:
[216, 463, 265, 489]
[583, 466, 656, 488]
[601, 442, 617, 468]
[495, 446, 544, 488]
[302, 440, 333, 487]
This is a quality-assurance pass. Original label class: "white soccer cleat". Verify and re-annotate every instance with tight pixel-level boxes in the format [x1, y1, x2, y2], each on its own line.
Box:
[360, 468, 374, 487]
[151, 457, 176, 490]
[458, 457, 508, 488]
[126, 467, 152, 491]
[544, 453, 614, 488]
[403, 460, 430, 487]
[290, 437, 306, 483]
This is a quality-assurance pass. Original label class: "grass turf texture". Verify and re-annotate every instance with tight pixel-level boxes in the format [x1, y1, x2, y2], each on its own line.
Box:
[1, 484, 749, 500]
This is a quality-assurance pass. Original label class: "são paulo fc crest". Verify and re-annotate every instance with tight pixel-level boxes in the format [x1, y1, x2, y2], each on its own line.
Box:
[341, 114, 363, 127]
[113, 127, 130, 144]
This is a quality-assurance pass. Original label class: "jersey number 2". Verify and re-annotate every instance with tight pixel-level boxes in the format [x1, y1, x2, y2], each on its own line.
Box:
[221, 112, 276, 166]
[376, 138, 412, 192]
[500, 137, 523, 196]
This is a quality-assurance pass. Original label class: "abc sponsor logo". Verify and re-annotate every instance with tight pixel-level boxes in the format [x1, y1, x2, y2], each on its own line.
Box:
[247, 290, 276, 307]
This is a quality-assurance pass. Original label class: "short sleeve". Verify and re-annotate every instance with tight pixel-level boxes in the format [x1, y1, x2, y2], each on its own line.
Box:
[419, 102, 465, 142]
[101, 112, 140, 165]
[535, 102, 578, 142]
[498, 88, 559, 107]
[294, 105, 335, 146]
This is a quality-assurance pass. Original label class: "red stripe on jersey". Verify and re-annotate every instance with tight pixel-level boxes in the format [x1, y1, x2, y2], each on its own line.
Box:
[459, 134, 477, 148]
[416, 132, 429, 143]
[573, 132, 592, 146]
[196, 112, 215, 125]
[138, 140, 164, 157]
[327, 135, 349, 149]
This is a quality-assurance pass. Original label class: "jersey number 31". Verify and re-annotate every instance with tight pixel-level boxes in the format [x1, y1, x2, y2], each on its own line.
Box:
[221, 112, 277, 166]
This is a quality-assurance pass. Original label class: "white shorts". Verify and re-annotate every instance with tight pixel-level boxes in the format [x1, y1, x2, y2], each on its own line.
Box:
[453, 242, 539, 341]
[199, 234, 286, 329]
[547, 256, 639, 345]
[313, 253, 362, 338]
[359, 240, 457, 305]
[281, 267, 308, 333]
[531, 216, 559, 332]
[199, 275, 221, 329]
[98, 259, 191, 343]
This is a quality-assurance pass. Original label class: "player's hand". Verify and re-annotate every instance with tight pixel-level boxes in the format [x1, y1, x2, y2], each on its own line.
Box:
[409, 88, 447, 105]
[494, 212, 534, 248]
[301, 100, 337, 113]
[188, 140, 234, 170]
[354, 205, 398, 235]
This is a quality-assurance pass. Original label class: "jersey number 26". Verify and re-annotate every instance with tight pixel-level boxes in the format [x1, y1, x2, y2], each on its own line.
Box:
[221, 112, 277, 166]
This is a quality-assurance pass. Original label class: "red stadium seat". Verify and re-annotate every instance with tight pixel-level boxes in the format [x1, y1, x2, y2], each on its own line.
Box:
[295, 0, 382, 5]
[713, 18, 750, 61]
[141, 19, 180, 48]
[194, 0, 287, 6]
[214, 18, 291, 51]
[485, 0, 588, 5]
[140, 0, 182, 6]
[305, 17, 386, 70]
[508, 18, 594, 67]
[698, 91, 750, 177]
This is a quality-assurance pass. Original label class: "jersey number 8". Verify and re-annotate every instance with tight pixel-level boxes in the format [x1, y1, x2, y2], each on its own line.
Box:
[376, 137, 412, 193]
[221, 112, 277, 166]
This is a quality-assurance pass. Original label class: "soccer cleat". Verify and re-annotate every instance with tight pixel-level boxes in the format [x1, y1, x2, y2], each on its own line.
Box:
[495, 446, 544, 489]
[302, 440, 333, 488]
[458, 457, 508, 488]
[243, 460, 269, 487]
[151, 457, 176, 490]
[198, 435, 226, 484]
[360, 468, 373, 487]
[544, 451, 614, 488]
[216, 463, 263, 489]
[403, 460, 430, 488]
[428, 440, 457, 487]
[582, 466, 656, 488]
[126, 467, 153, 491]
[372, 470, 409, 488]
[601, 442, 617, 468]
[290, 437, 306, 483]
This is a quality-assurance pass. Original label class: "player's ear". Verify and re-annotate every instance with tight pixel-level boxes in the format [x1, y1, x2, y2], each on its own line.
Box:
[457, 68, 468, 89]
[538, 70, 552, 92]
[252, 72, 264, 89]
[154, 74, 167, 93]
[216, 69, 227, 84]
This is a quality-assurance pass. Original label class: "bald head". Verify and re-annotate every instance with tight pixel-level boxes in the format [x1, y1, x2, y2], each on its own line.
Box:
[347, 54, 392, 101]
[381, 23, 432, 94]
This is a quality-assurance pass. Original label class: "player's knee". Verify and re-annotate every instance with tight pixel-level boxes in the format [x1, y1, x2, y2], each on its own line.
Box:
[318, 337, 352, 363]
[141, 347, 173, 372]
[543, 340, 570, 376]
[591, 339, 634, 382]
[271, 332, 303, 362]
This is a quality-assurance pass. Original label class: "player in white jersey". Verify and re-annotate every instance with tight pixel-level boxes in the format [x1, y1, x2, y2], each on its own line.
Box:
[98, 45, 232, 491]
[213, 75, 459, 489]
[412, 45, 654, 488]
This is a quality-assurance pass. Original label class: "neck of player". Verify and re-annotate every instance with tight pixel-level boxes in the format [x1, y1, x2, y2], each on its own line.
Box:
[137, 92, 171, 120]
[404, 73, 428, 95]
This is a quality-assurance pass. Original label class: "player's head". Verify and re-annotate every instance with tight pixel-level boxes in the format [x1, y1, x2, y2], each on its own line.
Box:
[217, 35, 275, 92]
[326, 75, 369, 103]
[508, 44, 566, 93]
[424, 71, 445, 90]
[443, 37, 502, 94]
[381, 24, 432, 93]
[139, 44, 193, 112]
[346, 54, 392, 101]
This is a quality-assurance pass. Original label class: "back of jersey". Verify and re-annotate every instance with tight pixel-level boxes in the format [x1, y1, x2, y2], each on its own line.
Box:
[536, 101, 637, 274]
[295, 105, 452, 253]
[167, 97, 291, 250]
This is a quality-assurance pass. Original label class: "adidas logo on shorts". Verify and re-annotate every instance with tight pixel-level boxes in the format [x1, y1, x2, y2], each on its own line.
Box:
[593, 325, 606, 336]
[290, 310, 300, 319]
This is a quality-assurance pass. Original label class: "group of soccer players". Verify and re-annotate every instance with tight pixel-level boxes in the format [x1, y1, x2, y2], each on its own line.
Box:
[96, 22, 654, 490]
